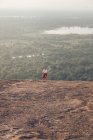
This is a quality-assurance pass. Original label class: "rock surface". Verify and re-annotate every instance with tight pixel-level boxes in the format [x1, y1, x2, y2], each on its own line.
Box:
[0, 80, 93, 140]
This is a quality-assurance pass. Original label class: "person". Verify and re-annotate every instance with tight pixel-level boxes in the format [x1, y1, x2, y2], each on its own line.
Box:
[42, 67, 48, 80]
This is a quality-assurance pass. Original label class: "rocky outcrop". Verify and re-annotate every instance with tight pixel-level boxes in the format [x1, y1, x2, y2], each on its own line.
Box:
[0, 80, 93, 140]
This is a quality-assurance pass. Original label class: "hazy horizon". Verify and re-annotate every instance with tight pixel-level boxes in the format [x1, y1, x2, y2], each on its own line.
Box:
[0, 9, 93, 17]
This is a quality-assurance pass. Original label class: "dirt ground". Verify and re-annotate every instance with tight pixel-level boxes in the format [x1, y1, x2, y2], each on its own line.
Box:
[0, 80, 93, 140]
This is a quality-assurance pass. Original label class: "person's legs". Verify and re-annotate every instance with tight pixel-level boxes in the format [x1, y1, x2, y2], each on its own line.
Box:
[42, 73, 47, 80]
[45, 73, 47, 80]
[42, 73, 45, 80]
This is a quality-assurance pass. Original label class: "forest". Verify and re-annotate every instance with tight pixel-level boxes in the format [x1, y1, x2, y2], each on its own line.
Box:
[0, 10, 93, 80]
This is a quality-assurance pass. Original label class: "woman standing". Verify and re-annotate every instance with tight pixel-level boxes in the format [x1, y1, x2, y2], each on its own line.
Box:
[42, 67, 48, 80]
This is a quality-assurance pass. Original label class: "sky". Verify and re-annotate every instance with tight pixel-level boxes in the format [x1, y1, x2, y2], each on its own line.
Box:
[0, 0, 93, 11]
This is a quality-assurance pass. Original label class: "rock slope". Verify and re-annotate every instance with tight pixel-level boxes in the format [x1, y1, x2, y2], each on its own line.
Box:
[0, 80, 93, 140]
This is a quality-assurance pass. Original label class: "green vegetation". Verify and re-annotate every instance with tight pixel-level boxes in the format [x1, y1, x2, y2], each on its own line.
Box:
[0, 11, 93, 80]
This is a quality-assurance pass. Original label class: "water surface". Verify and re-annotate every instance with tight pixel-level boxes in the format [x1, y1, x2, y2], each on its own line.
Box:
[44, 26, 93, 35]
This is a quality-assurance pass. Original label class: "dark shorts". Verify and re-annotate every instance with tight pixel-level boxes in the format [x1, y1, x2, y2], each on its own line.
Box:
[43, 73, 47, 79]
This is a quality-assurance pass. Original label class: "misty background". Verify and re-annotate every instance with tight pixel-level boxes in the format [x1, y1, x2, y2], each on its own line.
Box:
[0, 0, 93, 11]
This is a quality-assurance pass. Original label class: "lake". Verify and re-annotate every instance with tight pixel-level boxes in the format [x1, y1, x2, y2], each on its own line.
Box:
[44, 26, 93, 35]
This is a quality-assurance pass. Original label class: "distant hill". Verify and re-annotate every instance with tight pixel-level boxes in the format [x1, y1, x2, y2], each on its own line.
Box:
[0, 80, 93, 140]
